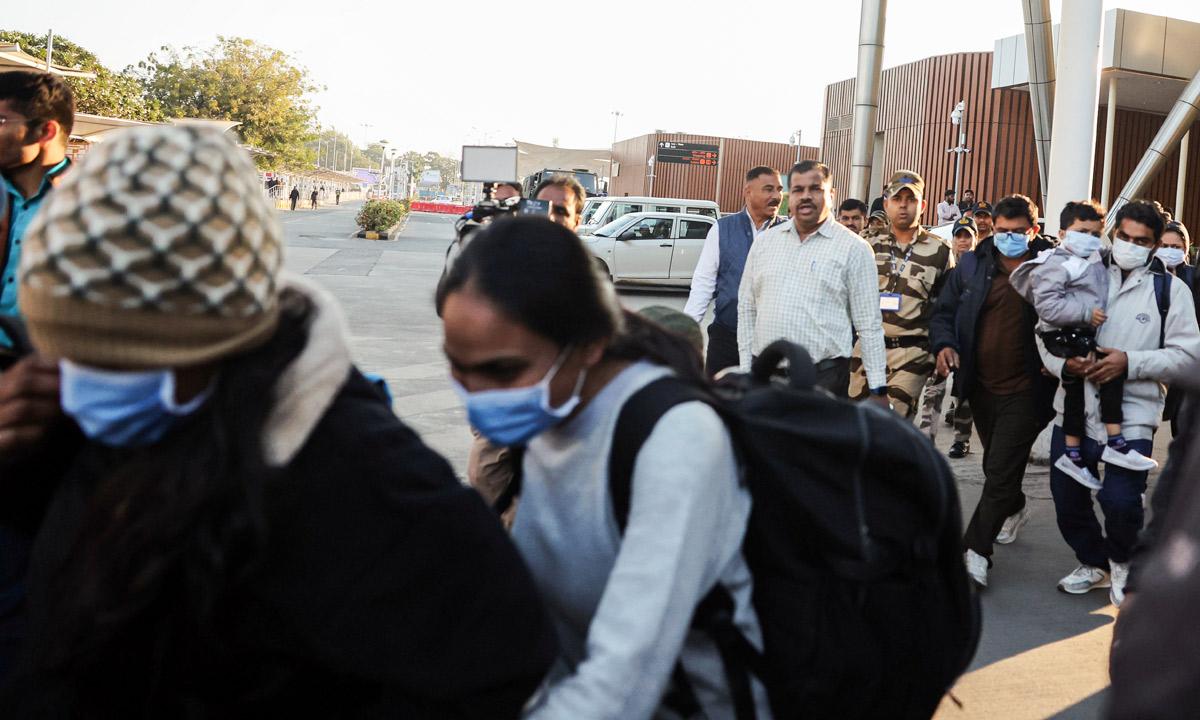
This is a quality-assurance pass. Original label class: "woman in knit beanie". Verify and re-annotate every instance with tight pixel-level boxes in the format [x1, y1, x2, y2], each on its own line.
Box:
[0, 126, 553, 716]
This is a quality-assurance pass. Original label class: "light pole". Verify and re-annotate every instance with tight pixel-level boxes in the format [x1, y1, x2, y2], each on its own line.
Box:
[647, 156, 656, 197]
[790, 130, 803, 163]
[609, 110, 623, 187]
[946, 101, 970, 206]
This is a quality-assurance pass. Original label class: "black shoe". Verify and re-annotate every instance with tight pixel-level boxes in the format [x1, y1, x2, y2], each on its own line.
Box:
[943, 411, 954, 427]
[948, 441, 970, 459]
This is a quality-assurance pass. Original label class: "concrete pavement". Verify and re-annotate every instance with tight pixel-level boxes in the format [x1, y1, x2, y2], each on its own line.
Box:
[282, 203, 1172, 719]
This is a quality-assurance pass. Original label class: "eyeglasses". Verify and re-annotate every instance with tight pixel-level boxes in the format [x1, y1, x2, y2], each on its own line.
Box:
[0, 116, 35, 127]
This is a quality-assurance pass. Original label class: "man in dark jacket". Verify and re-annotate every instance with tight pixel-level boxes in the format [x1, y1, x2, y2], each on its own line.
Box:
[289, 185, 300, 211]
[930, 194, 1057, 588]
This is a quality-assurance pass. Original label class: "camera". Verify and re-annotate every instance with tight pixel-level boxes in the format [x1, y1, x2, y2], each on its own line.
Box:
[454, 195, 550, 243]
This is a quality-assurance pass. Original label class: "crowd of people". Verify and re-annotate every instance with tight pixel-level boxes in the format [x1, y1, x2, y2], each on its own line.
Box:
[2, 68, 1200, 717]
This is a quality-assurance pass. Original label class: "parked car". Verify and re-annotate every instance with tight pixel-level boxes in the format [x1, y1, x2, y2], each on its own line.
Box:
[583, 211, 716, 288]
[577, 196, 719, 236]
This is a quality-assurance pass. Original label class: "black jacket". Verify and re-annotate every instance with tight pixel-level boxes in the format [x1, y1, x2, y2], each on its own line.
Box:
[0, 361, 555, 718]
[929, 235, 1058, 419]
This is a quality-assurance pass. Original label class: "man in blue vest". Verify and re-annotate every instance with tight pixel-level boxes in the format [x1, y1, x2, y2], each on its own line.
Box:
[684, 166, 785, 375]
[0, 69, 75, 680]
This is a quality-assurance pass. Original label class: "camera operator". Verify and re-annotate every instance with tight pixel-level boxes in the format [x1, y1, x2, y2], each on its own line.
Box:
[534, 174, 586, 231]
[493, 181, 522, 203]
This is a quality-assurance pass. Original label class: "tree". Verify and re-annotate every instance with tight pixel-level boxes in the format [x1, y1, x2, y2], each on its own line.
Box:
[134, 37, 319, 170]
[0, 30, 162, 121]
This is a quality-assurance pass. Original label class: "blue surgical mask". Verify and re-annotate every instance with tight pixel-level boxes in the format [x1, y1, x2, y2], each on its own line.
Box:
[1062, 230, 1102, 258]
[1156, 246, 1186, 269]
[452, 348, 587, 447]
[994, 231, 1031, 258]
[60, 360, 212, 447]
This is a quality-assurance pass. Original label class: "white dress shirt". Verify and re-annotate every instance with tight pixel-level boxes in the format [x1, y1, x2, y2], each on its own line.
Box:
[736, 216, 888, 389]
[936, 201, 961, 224]
[684, 209, 775, 323]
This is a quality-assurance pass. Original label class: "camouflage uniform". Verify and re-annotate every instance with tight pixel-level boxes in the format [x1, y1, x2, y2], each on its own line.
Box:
[849, 225, 956, 418]
[916, 373, 973, 442]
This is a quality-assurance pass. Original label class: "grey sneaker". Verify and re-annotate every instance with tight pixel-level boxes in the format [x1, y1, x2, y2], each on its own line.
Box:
[1058, 564, 1111, 594]
[1110, 561, 1130, 607]
[1055, 454, 1102, 490]
[1101, 445, 1158, 472]
[964, 549, 988, 588]
[995, 507, 1031, 545]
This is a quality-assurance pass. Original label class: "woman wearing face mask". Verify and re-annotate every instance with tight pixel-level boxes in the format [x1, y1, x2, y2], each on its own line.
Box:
[1158, 221, 1198, 435]
[437, 216, 771, 719]
[0, 127, 555, 717]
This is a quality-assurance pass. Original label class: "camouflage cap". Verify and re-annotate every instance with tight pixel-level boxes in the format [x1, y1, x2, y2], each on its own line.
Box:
[884, 170, 925, 201]
[869, 209, 889, 224]
[638, 305, 703, 356]
[952, 216, 978, 236]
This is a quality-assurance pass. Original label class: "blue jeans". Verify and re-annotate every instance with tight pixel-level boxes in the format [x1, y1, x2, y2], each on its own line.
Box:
[1048, 426, 1151, 568]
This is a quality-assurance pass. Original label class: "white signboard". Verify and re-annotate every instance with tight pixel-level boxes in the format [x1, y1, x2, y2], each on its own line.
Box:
[460, 145, 519, 183]
[419, 169, 442, 186]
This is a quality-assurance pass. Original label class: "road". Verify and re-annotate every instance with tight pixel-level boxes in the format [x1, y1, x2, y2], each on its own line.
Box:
[282, 202, 1173, 719]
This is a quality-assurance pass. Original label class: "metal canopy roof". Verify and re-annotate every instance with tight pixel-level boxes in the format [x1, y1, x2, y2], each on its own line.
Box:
[0, 43, 96, 78]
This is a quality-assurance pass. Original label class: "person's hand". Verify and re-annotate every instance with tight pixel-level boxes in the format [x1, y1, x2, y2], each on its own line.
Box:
[1064, 356, 1093, 376]
[1087, 348, 1128, 385]
[0, 356, 61, 455]
[1090, 308, 1107, 328]
[936, 347, 960, 377]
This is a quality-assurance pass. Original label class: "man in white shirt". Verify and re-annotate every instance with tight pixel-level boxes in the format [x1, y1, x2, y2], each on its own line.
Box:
[736, 159, 889, 402]
[937, 189, 962, 225]
[683, 166, 785, 375]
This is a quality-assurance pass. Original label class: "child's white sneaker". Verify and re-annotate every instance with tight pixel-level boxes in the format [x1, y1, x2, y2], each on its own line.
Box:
[1101, 445, 1158, 472]
[1055, 454, 1103, 490]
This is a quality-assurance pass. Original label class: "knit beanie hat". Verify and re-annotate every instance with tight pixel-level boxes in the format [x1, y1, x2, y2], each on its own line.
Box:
[19, 125, 283, 369]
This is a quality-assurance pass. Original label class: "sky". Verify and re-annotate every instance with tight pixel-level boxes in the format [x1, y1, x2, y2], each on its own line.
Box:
[7, 0, 1200, 157]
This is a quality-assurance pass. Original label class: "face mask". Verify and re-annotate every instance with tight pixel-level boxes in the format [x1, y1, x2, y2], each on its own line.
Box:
[1111, 238, 1152, 270]
[453, 348, 588, 447]
[994, 231, 1030, 258]
[1062, 230, 1102, 258]
[60, 361, 212, 447]
[1156, 247, 1186, 269]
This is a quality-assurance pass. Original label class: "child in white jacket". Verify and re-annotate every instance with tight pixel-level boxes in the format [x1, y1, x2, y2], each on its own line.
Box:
[1011, 227, 1158, 490]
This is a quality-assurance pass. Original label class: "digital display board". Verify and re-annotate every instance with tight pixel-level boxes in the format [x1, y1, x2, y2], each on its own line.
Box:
[656, 141, 720, 166]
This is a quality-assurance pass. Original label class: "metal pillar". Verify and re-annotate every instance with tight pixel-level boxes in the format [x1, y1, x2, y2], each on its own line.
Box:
[1177, 132, 1190, 223]
[1101, 78, 1118, 207]
[1022, 0, 1056, 208]
[1044, 0, 1103, 234]
[848, 0, 887, 203]
[1109, 68, 1200, 228]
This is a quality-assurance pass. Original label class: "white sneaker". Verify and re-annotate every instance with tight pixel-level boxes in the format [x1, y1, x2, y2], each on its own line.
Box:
[1054, 454, 1102, 490]
[1057, 564, 1111, 594]
[1101, 445, 1158, 472]
[995, 507, 1031, 545]
[1110, 561, 1130, 607]
[964, 550, 988, 588]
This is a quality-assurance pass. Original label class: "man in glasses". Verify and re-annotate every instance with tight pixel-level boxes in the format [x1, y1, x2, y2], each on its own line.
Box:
[0, 69, 75, 680]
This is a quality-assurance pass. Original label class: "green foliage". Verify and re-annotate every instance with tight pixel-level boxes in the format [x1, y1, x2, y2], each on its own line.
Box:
[0, 30, 162, 121]
[134, 37, 320, 170]
[356, 199, 409, 232]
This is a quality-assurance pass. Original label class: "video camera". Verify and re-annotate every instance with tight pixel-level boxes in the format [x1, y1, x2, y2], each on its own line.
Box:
[455, 195, 551, 242]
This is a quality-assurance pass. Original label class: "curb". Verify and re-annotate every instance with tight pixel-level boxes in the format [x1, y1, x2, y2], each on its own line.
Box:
[357, 214, 409, 240]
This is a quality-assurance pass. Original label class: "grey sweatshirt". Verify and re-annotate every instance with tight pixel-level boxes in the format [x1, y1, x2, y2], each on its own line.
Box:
[1010, 246, 1108, 334]
[513, 361, 771, 720]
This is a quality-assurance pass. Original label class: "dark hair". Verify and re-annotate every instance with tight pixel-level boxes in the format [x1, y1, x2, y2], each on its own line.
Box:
[1164, 221, 1191, 247]
[963, 189, 975, 196]
[1115, 200, 1167, 241]
[498, 180, 523, 194]
[745, 166, 780, 183]
[1059, 200, 1105, 231]
[945, 189, 955, 197]
[436, 216, 704, 383]
[838, 199, 868, 215]
[993, 194, 1039, 227]
[0, 70, 75, 138]
[788, 160, 831, 187]
[533, 174, 586, 216]
[27, 293, 310, 701]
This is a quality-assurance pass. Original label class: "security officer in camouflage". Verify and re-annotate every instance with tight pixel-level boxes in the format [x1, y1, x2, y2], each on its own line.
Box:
[850, 170, 955, 418]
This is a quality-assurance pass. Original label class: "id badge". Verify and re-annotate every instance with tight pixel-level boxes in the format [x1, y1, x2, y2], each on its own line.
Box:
[879, 292, 902, 312]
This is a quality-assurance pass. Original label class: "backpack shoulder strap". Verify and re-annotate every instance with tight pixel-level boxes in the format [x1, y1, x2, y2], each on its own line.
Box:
[608, 376, 715, 532]
[1153, 269, 1172, 349]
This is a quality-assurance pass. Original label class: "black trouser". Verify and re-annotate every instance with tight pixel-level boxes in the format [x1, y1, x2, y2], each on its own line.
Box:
[290, 197, 298, 210]
[814, 357, 850, 397]
[1062, 370, 1125, 439]
[705, 322, 740, 377]
[963, 387, 1045, 558]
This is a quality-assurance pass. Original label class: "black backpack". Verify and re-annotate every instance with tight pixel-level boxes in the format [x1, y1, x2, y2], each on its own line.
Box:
[501, 340, 981, 719]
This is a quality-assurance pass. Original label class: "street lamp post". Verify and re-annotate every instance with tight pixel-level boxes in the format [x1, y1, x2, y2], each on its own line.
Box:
[790, 130, 803, 163]
[947, 101, 970, 206]
[609, 110, 623, 190]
